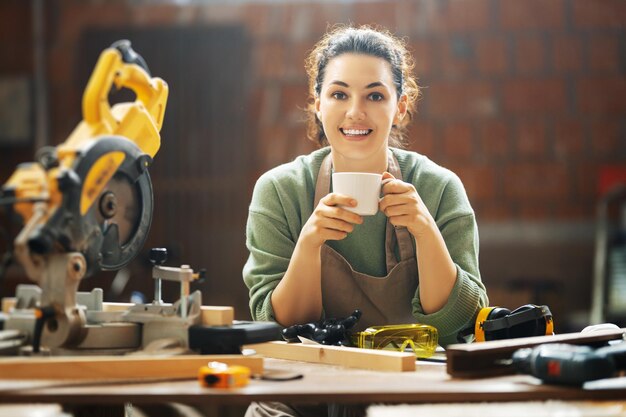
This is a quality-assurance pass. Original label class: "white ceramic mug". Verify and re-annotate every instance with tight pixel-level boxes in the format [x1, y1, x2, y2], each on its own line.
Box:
[332, 172, 383, 216]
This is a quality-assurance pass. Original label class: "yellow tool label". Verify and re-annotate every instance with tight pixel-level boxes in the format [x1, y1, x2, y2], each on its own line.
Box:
[80, 151, 125, 215]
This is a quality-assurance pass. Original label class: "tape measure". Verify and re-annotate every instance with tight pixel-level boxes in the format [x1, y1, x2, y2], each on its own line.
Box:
[198, 362, 251, 388]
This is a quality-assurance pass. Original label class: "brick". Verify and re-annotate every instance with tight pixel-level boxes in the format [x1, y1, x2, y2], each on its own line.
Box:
[258, 124, 290, 169]
[244, 3, 271, 34]
[256, 40, 287, 79]
[197, 4, 244, 24]
[554, 119, 587, 159]
[246, 87, 266, 126]
[59, 4, 131, 43]
[445, 163, 497, 201]
[475, 37, 509, 75]
[428, 80, 496, 118]
[574, 162, 600, 199]
[477, 120, 510, 159]
[280, 83, 311, 125]
[515, 119, 547, 158]
[554, 201, 594, 220]
[406, 121, 437, 157]
[131, 4, 186, 26]
[411, 0, 491, 34]
[354, 1, 399, 32]
[283, 4, 309, 42]
[441, 122, 474, 160]
[476, 202, 512, 221]
[308, 3, 353, 36]
[446, 0, 492, 32]
[589, 118, 620, 157]
[500, 0, 565, 30]
[503, 162, 569, 200]
[47, 46, 73, 85]
[409, 40, 435, 77]
[572, 0, 626, 29]
[519, 203, 553, 220]
[439, 37, 473, 78]
[552, 36, 583, 73]
[289, 124, 315, 157]
[502, 79, 567, 115]
[577, 77, 626, 114]
[514, 36, 546, 74]
[289, 40, 315, 79]
[257, 85, 281, 125]
[588, 35, 620, 74]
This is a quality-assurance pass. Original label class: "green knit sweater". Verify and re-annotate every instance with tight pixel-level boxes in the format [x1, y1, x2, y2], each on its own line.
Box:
[243, 147, 488, 346]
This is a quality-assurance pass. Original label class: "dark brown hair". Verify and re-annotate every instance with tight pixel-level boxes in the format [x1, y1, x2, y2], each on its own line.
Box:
[304, 25, 420, 147]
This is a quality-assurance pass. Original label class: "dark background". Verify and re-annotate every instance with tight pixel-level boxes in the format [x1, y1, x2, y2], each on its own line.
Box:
[1, 0, 625, 330]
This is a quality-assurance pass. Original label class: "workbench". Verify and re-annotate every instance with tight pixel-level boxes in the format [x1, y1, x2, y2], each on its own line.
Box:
[0, 357, 625, 415]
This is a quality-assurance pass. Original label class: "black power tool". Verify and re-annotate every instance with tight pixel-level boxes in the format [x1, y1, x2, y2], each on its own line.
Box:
[512, 342, 626, 385]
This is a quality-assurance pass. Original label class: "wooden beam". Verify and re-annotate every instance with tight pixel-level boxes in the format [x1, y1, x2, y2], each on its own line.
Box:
[0, 355, 262, 380]
[246, 341, 415, 372]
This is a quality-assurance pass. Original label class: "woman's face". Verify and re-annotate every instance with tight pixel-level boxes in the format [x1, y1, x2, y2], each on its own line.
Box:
[315, 53, 407, 166]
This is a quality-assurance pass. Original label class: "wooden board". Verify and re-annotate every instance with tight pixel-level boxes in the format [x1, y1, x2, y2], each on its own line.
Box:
[446, 328, 626, 378]
[2, 298, 234, 326]
[1, 298, 14, 314]
[0, 354, 262, 380]
[246, 341, 415, 372]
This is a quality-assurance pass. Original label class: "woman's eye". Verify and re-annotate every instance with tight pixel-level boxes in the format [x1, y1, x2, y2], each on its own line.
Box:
[331, 91, 347, 100]
[369, 92, 384, 101]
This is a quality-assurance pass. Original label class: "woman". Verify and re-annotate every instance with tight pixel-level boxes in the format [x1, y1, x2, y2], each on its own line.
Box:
[243, 25, 487, 350]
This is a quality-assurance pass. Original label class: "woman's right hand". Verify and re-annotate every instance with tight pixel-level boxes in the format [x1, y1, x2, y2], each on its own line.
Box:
[299, 193, 363, 249]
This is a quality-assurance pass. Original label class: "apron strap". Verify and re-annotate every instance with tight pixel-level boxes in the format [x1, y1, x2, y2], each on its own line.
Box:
[384, 151, 414, 268]
[313, 154, 333, 209]
[313, 150, 415, 273]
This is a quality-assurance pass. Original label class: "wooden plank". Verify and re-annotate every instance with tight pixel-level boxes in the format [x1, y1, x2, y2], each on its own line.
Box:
[1, 297, 15, 314]
[0, 354, 263, 380]
[446, 328, 625, 378]
[200, 306, 234, 326]
[246, 341, 415, 372]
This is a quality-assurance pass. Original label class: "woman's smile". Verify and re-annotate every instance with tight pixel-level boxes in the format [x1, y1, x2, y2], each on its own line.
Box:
[340, 127, 373, 140]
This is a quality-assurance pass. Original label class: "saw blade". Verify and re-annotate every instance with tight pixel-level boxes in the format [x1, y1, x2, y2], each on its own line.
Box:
[96, 169, 153, 271]
[95, 172, 140, 246]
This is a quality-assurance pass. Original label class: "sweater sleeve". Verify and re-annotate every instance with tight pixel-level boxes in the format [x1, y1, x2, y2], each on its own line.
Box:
[242, 173, 297, 322]
[411, 175, 489, 347]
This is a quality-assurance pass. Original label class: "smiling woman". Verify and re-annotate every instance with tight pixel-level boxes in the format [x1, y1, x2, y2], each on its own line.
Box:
[243, 25, 488, 417]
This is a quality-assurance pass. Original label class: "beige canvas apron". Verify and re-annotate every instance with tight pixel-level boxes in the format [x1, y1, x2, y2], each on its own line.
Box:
[246, 152, 419, 417]
[313, 152, 418, 330]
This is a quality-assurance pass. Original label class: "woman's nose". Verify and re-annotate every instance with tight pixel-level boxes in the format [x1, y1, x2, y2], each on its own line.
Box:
[346, 99, 365, 120]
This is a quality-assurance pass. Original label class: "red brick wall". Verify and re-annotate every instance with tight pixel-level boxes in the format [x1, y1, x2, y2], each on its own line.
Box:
[30, 0, 625, 223]
[1, 0, 625, 326]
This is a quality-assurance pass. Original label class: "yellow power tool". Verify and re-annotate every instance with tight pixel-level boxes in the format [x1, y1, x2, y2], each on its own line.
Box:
[2, 40, 168, 280]
[0, 40, 168, 352]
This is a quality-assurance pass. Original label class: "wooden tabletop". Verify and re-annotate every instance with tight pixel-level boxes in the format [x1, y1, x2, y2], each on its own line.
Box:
[1, 358, 625, 406]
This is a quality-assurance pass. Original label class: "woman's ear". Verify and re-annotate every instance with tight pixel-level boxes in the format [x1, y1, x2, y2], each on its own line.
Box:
[315, 98, 321, 120]
[394, 94, 408, 125]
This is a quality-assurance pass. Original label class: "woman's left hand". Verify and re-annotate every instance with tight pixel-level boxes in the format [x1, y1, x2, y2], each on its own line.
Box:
[379, 171, 434, 238]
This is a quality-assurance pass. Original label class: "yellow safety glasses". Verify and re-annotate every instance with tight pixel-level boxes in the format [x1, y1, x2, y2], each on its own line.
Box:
[351, 324, 438, 358]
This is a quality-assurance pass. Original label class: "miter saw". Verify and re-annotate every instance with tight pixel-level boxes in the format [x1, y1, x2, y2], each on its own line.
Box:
[0, 40, 280, 356]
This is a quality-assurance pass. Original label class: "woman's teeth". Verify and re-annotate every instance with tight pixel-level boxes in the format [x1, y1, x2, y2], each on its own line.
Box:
[341, 128, 371, 136]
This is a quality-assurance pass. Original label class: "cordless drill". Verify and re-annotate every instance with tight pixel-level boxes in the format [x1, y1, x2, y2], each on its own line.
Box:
[512, 342, 626, 385]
